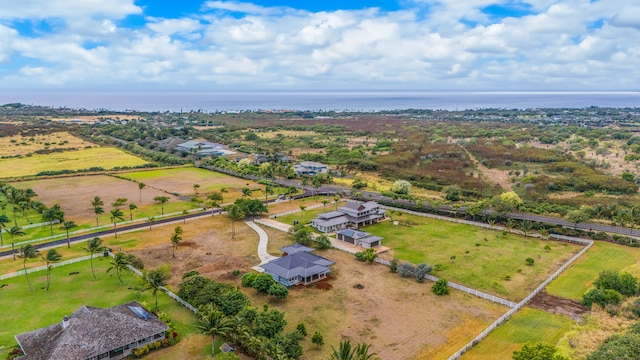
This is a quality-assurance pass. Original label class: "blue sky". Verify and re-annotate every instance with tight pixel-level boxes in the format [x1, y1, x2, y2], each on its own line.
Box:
[0, 0, 639, 90]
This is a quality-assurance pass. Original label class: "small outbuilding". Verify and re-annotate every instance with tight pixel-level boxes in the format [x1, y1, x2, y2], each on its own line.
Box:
[336, 229, 383, 248]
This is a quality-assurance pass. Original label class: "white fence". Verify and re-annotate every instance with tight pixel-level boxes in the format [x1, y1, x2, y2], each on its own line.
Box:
[268, 202, 334, 219]
[0, 254, 95, 280]
[21, 219, 60, 230]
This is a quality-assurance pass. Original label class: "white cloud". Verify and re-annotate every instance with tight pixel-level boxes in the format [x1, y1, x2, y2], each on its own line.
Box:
[0, 0, 141, 20]
[0, 0, 639, 90]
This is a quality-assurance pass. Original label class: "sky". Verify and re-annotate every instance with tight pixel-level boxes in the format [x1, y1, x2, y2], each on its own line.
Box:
[0, 0, 639, 91]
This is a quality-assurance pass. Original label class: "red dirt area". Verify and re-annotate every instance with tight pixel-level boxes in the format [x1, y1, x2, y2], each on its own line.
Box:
[529, 290, 589, 321]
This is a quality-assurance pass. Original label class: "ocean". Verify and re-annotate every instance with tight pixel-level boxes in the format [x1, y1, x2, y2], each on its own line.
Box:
[1, 90, 639, 112]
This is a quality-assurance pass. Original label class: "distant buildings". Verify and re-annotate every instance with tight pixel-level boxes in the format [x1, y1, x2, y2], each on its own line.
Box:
[312, 201, 386, 233]
[174, 139, 236, 156]
[294, 161, 329, 176]
[14, 301, 169, 360]
[261, 244, 334, 287]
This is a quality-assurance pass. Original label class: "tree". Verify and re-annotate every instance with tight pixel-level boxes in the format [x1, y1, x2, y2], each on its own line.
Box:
[316, 234, 332, 249]
[328, 340, 379, 360]
[83, 237, 106, 280]
[566, 207, 591, 229]
[312, 331, 324, 349]
[42, 204, 64, 236]
[61, 221, 77, 248]
[233, 198, 268, 217]
[144, 267, 170, 311]
[391, 180, 411, 195]
[225, 204, 245, 239]
[42, 249, 62, 291]
[0, 214, 9, 246]
[193, 183, 201, 195]
[268, 282, 289, 300]
[432, 278, 450, 296]
[241, 187, 252, 199]
[322, 198, 330, 212]
[110, 209, 125, 238]
[19, 244, 40, 291]
[197, 305, 234, 358]
[154, 196, 170, 215]
[147, 216, 155, 231]
[513, 343, 565, 360]
[138, 182, 146, 202]
[171, 226, 183, 258]
[491, 191, 522, 219]
[107, 252, 131, 285]
[7, 225, 25, 261]
[525, 257, 535, 266]
[93, 205, 104, 227]
[128, 203, 137, 221]
[519, 220, 533, 236]
[355, 248, 377, 264]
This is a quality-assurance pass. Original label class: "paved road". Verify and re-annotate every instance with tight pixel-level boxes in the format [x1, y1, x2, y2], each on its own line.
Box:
[245, 220, 278, 267]
[271, 178, 640, 238]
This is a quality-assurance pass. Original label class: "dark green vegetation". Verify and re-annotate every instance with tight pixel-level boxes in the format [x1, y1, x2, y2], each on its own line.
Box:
[178, 271, 304, 358]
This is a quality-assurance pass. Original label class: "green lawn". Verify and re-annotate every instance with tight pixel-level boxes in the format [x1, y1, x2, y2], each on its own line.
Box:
[461, 307, 574, 360]
[0, 258, 199, 350]
[273, 205, 333, 227]
[546, 241, 640, 300]
[365, 214, 582, 300]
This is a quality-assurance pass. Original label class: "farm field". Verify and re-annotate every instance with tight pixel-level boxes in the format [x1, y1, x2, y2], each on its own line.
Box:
[0, 147, 148, 178]
[117, 167, 260, 200]
[546, 241, 640, 300]
[365, 214, 583, 301]
[12, 174, 180, 224]
[0, 131, 95, 157]
[0, 259, 199, 351]
[460, 307, 574, 360]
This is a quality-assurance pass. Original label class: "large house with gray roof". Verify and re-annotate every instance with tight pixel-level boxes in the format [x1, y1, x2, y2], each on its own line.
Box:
[175, 139, 235, 157]
[294, 161, 329, 176]
[311, 201, 386, 233]
[15, 301, 169, 360]
[261, 244, 334, 287]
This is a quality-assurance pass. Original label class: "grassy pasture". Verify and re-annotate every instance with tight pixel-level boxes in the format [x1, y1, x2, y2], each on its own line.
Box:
[365, 214, 582, 300]
[256, 130, 317, 139]
[461, 307, 574, 360]
[0, 147, 148, 178]
[546, 241, 640, 300]
[0, 131, 95, 157]
[117, 167, 258, 200]
[0, 259, 200, 350]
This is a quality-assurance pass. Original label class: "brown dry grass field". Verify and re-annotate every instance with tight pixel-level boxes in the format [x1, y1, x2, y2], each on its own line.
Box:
[12, 175, 173, 223]
[0, 131, 95, 157]
[49, 115, 141, 123]
[128, 217, 506, 360]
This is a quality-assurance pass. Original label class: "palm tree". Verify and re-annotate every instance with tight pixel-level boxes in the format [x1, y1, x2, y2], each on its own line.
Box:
[128, 203, 137, 221]
[263, 184, 274, 205]
[144, 268, 169, 311]
[208, 192, 223, 216]
[61, 221, 77, 248]
[42, 249, 62, 291]
[110, 209, 125, 238]
[8, 225, 25, 261]
[19, 244, 40, 291]
[147, 216, 155, 231]
[138, 182, 146, 203]
[83, 237, 106, 280]
[193, 183, 201, 195]
[197, 305, 234, 358]
[327, 340, 379, 360]
[107, 252, 131, 285]
[91, 196, 104, 226]
[219, 187, 227, 203]
[0, 214, 9, 246]
[93, 206, 104, 227]
[322, 198, 330, 212]
[171, 226, 183, 258]
[241, 187, 252, 199]
[42, 204, 64, 236]
[154, 196, 169, 215]
[225, 204, 245, 239]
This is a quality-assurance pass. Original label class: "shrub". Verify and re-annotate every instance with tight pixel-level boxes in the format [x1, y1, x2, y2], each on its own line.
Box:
[525, 258, 535, 266]
[432, 279, 450, 296]
[397, 263, 416, 278]
[315, 234, 332, 249]
[312, 331, 324, 349]
[241, 273, 258, 287]
[126, 254, 145, 270]
[414, 263, 432, 283]
[268, 283, 289, 300]
[354, 248, 376, 264]
[389, 258, 399, 273]
[582, 288, 622, 309]
[296, 323, 307, 337]
[594, 270, 639, 297]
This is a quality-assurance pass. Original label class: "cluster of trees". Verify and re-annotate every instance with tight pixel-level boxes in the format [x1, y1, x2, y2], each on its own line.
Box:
[287, 224, 332, 249]
[241, 273, 289, 300]
[582, 270, 639, 309]
[178, 271, 307, 359]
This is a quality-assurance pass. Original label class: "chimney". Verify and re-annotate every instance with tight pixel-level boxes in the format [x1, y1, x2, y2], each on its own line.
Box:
[62, 316, 70, 329]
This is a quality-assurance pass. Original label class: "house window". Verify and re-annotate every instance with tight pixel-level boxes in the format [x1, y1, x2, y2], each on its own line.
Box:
[154, 333, 162, 339]
[97, 353, 109, 359]
[109, 347, 124, 357]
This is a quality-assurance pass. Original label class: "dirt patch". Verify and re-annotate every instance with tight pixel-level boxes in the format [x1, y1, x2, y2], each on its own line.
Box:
[529, 290, 589, 321]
